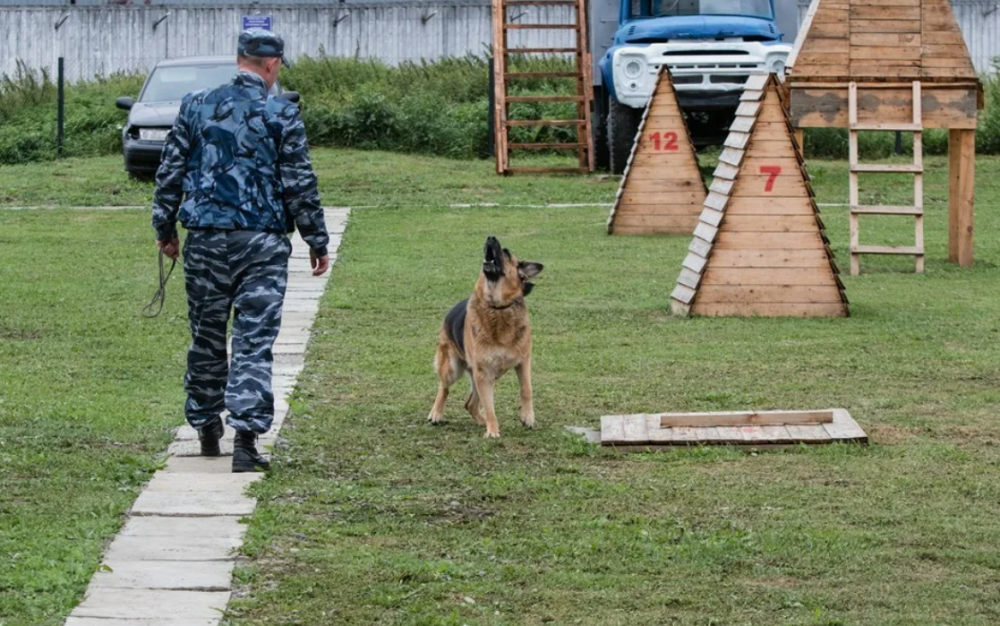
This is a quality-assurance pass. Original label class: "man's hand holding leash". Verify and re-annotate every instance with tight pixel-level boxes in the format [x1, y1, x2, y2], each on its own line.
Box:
[156, 237, 180, 261]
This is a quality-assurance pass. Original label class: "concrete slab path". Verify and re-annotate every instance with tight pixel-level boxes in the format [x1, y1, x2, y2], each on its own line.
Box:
[65, 208, 350, 625]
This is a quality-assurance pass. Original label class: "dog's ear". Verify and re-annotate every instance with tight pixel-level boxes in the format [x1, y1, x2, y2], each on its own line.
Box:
[518, 262, 543, 279]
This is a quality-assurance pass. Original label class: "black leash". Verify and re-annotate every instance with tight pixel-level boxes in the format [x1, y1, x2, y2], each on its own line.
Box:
[142, 248, 177, 318]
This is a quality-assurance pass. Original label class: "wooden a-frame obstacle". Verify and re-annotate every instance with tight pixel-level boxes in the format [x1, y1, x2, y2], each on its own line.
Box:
[788, 0, 982, 269]
[607, 68, 706, 235]
[600, 408, 868, 449]
[670, 73, 849, 318]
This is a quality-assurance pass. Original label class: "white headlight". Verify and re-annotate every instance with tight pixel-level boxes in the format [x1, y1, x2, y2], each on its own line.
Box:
[623, 59, 644, 79]
[769, 58, 786, 77]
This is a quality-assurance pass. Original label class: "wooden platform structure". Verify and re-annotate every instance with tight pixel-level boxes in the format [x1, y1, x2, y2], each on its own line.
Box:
[492, 0, 595, 175]
[788, 0, 982, 267]
[607, 68, 705, 235]
[670, 74, 849, 318]
[601, 408, 868, 449]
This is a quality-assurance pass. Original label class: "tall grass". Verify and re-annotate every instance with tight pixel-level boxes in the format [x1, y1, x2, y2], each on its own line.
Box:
[0, 63, 144, 164]
[0, 61, 55, 121]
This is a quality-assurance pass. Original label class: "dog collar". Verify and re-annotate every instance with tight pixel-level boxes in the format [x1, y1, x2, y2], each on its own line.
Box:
[489, 299, 523, 311]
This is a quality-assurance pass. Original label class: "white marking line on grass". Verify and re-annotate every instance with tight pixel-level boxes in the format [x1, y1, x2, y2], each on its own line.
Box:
[448, 202, 612, 208]
[1, 205, 147, 210]
[1, 203, 618, 211]
[65, 208, 350, 626]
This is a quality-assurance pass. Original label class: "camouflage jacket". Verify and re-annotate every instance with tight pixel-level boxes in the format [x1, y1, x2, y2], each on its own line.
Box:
[151, 71, 329, 256]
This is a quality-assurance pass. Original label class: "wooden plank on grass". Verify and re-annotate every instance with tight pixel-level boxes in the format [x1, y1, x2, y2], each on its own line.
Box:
[600, 409, 863, 447]
[600, 415, 625, 444]
[784, 424, 833, 443]
[659, 410, 834, 428]
[621, 415, 649, 444]
[714, 426, 746, 444]
[645, 415, 676, 444]
[759, 425, 793, 444]
[672, 426, 700, 444]
[824, 408, 869, 443]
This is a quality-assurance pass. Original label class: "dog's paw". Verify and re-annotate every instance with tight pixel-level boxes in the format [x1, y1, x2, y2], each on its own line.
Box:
[484, 430, 501, 439]
[520, 413, 536, 429]
[428, 414, 444, 426]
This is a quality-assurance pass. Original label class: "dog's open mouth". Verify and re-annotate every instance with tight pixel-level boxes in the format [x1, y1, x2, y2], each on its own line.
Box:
[483, 236, 504, 281]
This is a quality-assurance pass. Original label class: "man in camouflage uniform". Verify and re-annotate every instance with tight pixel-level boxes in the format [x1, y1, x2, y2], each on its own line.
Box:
[152, 29, 330, 472]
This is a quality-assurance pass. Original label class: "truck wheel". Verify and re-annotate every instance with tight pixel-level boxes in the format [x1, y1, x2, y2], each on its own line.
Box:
[592, 87, 610, 171]
[608, 98, 641, 175]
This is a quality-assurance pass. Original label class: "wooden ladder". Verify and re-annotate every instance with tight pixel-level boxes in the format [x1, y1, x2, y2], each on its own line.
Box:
[492, 0, 594, 175]
[848, 81, 924, 275]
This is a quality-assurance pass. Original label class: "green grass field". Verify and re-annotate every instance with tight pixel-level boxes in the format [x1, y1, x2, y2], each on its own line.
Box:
[0, 211, 190, 625]
[0, 150, 620, 209]
[2, 148, 1000, 625]
[225, 200, 1000, 626]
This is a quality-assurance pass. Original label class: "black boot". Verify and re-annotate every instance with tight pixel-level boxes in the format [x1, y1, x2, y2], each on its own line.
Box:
[233, 431, 271, 473]
[198, 419, 224, 457]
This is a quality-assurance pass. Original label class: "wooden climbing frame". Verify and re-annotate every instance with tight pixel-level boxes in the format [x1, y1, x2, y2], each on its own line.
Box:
[848, 81, 925, 274]
[492, 0, 595, 175]
[788, 0, 982, 268]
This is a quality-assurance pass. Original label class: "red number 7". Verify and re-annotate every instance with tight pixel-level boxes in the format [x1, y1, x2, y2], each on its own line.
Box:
[760, 166, 782, 193]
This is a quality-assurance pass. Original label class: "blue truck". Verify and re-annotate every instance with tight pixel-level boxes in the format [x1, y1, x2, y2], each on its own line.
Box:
[589, 0, 795, 172]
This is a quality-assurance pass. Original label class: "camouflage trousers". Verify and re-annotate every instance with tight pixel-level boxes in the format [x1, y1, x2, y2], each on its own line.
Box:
[183, 229, 291, 434]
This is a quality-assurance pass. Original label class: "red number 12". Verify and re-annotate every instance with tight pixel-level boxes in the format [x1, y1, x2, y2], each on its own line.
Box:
[650, 131, 679, 151]
[760, 165, 782, 192]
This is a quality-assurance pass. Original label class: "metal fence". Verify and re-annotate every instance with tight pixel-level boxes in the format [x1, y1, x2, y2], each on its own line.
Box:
[2, 1, 1000, 82]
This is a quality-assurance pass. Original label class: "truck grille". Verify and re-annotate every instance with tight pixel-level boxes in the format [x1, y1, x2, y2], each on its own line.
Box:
[711, 74, 748, 84]
[670, 63, 761, 70]
[661, 50, 751, 57]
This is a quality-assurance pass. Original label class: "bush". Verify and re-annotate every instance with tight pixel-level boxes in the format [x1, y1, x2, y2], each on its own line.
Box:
[284, 53, 574, 159]
[804, 127, 953, 160]
[804, 79, 993, 159]
[6, 55, 1000, 166]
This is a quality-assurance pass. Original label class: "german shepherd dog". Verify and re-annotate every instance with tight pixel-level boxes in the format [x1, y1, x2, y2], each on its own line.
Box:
[428, 236, 544, 438]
